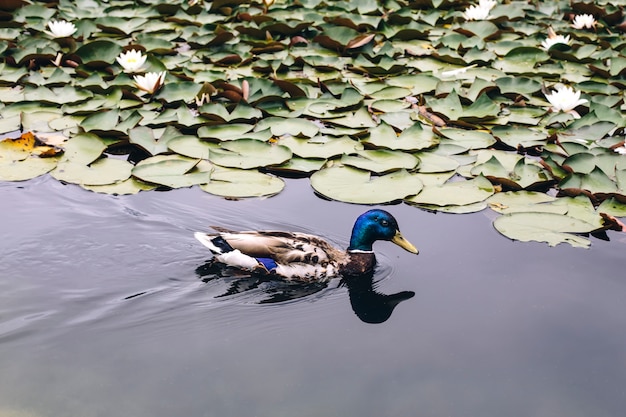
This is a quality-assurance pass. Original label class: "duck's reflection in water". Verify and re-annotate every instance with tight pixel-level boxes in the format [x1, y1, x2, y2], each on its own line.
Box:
[195, 261, 414, 324]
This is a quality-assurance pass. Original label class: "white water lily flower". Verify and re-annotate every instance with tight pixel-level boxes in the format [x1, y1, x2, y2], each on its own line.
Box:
[572, 14, 596, 30]
[544, 85, 588, 119]
[133, 71, 166, 94]
[614, 145, 626, 155]
[479, 0, 497, 10]
[541, 34, 570, 49]
[441, 64, 477, 78]
[116, 50, 147, 73]
[45, 20, 77, 38]
[463, 4, 491, 20]
[541, 27, 570, 50]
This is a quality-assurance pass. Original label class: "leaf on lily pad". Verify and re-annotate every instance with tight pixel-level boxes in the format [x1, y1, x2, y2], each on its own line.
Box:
[154, 82, 202, 104]
[51, 157, 133, 186]
[271, 157, 327, 175]
[61, 133, 108, 165]
[406, 175, 494, 207]
[493, 212, 598, 248]
[81, 178, 157, 195]
[200, 166, 284, 198]
[197, 123, 255, 141]
[487, 191, 559, 214]
[277, 135, 362, 159]
[560, 166, 618, 195]
[168, 135, 219, 160]
[437, 127, 496, 151]
[208, 139, 292, 169]
[341, 149, 419, 173]
[0, 156, 59, 181]
[598, 198, 626, 218]
[414, 151, 460, 173]
[491, 126, 547, 149]
[81, 109, 142, 135]
[364, 122, 439, 151]
[0, 132, 36, 161]
[310, 165, 423, 204]
[75, 40, 123, 68]
[132, 155, 211, 189]
[266, 117, 320, 138]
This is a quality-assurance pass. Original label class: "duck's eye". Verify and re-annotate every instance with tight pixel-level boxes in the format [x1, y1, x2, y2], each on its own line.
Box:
[380, 219, 389, 227]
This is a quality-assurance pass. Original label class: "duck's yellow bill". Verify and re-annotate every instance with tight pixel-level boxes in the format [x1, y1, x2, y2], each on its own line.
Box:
[392, 231, 419, 254]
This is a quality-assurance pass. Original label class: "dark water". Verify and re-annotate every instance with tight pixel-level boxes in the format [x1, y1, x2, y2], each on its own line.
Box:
[1, 176, 625, 417]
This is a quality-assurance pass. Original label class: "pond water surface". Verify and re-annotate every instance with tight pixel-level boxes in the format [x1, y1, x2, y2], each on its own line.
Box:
[1, 176, 626, 417]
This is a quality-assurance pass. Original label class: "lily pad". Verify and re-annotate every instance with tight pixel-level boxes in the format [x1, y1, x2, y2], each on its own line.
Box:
[310, 165, 423, 204]
[487, 191, 559, 214]
[208, 139, 292, 169]
[406, 175, 494, 207]
[493, 212, 598, 248]
[341, 149, 419, 173]
[75, 40, 123, 68]
[200, 167, 285, 198]
[132, 155, 211, 189]
[278, 135, 362, 159]
[364, 122, 439, 151]
[82, 178, 157, 195]
[51, 158, 133, 186]
[168, 135, 219, 160]
[0, 156, 58, 181]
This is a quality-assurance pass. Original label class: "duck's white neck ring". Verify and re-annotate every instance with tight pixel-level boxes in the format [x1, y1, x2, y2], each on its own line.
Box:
[348, 249, 374, 254]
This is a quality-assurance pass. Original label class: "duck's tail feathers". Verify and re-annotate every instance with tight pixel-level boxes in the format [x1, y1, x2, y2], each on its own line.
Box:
[194, 232, 269, 272]
[194, 233, 232, 254]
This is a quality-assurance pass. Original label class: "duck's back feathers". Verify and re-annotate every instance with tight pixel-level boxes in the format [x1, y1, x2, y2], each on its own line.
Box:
[194, 229, 349, 281]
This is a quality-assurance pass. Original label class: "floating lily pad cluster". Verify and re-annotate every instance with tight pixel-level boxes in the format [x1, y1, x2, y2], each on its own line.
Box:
[0, 0, 625, 247]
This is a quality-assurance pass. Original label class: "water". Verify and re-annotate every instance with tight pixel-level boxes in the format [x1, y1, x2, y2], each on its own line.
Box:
[1, 176, 626, 417]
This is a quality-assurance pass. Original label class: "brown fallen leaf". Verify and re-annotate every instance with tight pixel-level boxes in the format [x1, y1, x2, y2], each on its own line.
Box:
[2, 132, 35, 152]
[600, 212, 626, 232]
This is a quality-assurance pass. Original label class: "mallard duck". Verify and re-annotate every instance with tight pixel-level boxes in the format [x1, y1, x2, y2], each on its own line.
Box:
[194, 209, 418, 281]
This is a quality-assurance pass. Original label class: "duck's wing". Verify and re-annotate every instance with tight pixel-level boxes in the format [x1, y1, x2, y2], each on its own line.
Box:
[216, 230, 347, 265]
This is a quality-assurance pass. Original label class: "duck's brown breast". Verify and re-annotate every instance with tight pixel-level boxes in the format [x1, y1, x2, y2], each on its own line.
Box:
[340, 252, 376, 276]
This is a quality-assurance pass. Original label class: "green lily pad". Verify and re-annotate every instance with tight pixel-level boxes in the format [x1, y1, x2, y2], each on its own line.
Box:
[132, 155, 211, 189]
[81, 178, 157, 195]
[438, 128, 496, 151]
[0, 156, 58, 181]
[168, 135, 220, 160]
[75, 40, 123, 68]
[265, 117, 320, 138]
[493, 212, 598, 248]
[200, 166, 285, 198]
[364, 122, 439, 151]
[491, 126, 547, 149]
[597, 198, 626, 217]
[81, 109, 142, 135]
[406, 175, 494, 207]
[310, 165, 423, 204]
[154, 82, 202, 104]
[487, 191, 559, 214]
[197, 123, 255, 141]
[341, 149, 419, 173]
[560, 166, 618, 195]
[277, 135, 363, 159]
[61, 133, 108, 165]
[271, 157, 327, 175]
[414, 151, 460, 173]
[208, 139, 292, 169]
[51, 158, 133, 186]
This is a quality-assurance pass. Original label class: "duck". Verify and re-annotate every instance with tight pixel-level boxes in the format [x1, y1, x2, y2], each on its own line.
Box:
[193, 209, 418, 282]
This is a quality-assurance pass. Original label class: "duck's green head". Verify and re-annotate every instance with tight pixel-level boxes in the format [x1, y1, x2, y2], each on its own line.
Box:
[348, 209, 418, 254]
